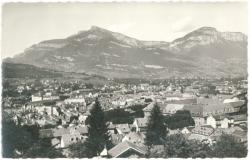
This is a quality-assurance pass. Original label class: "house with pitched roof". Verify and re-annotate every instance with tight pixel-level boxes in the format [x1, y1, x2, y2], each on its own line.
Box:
[207, 115, 234, 129]
[192, 125, 215, 136]
[183, 104, 203, 117]
[206, 115, 217, 128]
[107, 140, 147, 158]
[115, 124, 131, 134]
[224, 125, 246, 134]
[193, 114, 234, 129]
[195, 97, 240, 116]
[122, 132, 145, 146]
[100, 146, 108, 158]
[64, 96, 86, 106]
[31, 92, 59, 102]
[60, 133, 85, 148]
[133, 117, 148, 133]
[143, 102, 155, 117]
[228, 114, 247, 124]
[39, 125, 88, 148]
[188, 125, 215, 144]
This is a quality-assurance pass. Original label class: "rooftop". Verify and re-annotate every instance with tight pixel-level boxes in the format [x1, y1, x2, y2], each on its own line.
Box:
[108, 140, 147, 158]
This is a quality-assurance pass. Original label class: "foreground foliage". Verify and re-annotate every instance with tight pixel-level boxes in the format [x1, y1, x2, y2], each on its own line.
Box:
[148, 133, 247, 158]
[77, 99, 112, 158]
[2, 118, 64, 158]
[145, 103, 167, 146]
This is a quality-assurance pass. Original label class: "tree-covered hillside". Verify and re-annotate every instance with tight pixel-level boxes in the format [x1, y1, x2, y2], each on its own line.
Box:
[2, 62, 62, 79]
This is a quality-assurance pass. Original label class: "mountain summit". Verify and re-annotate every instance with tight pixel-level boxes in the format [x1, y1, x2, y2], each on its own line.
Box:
[6, 26, 247, 79]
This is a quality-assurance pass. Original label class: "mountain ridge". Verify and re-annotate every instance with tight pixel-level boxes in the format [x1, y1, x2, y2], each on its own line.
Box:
[5, 26, 247, 79]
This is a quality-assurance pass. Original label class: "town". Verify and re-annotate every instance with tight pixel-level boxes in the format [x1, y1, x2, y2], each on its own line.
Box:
[1, 2, 248, 158]
[2, 76, 248, 158]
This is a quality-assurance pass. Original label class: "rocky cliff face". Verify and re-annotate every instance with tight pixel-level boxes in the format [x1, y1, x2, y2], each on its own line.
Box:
[6, 26, 247, 79]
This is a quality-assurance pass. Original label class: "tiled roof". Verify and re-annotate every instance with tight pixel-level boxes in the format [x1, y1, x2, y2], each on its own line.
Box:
[76, 126, 88, 134]
[192, 125, 215, 136]
[143, 102, 155, 112]
[108, 140, 147, 158]
[197, 98, 222, 105]
[188, 133, 210, 141]
[124, 132, 145, 143]
[223, 126, 245, 134]
[52, 127, 70, 137]
[228, 101, 245, 108]
[183, 104, 203, 115]
[230, 114, 247, 122]
[184, 99, 238, 117]
[202, 103, 231, 113]
[115, 124, 131, 133]
[68, 125, 89, 135]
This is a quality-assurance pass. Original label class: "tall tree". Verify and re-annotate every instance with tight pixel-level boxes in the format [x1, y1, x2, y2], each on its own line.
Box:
[162, 134, 212, 158]
[164, 110, 195, 130]
[164, 134, 193, 158]
[211, 133, 247, 158]
[145, 103, 167, 146]
[2, 118, 37, 158]
[85, 98, 111, 157]
[189, 139, 212, 158]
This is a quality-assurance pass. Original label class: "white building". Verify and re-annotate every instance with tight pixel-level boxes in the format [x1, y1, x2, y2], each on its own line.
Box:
[64, 97, 86, 106]
[32, 92, 59, 102]
[206, 115, 233, 129]
[32, 94, 43, 102]
[206, 115, 217, 128]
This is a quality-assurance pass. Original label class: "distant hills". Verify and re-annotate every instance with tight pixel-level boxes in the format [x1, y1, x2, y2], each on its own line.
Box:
[2, 62, 63, 79]
[4, 26, 247, 79]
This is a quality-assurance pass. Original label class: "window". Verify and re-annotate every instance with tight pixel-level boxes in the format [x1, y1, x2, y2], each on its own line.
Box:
[76, 137, 79, 141]
[71, 138, 74, 141]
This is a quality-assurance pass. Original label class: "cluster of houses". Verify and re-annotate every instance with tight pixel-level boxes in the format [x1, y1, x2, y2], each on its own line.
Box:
[2, 78, 248, 158]
[34, 91, 247, 158]
[105, 93, 247, 157]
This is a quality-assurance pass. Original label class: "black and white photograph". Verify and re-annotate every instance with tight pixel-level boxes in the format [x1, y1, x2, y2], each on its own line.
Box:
[1, 0, 248, 158]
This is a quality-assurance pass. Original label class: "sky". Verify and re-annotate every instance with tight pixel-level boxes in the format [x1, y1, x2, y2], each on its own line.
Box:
[1, 2, 248, 58]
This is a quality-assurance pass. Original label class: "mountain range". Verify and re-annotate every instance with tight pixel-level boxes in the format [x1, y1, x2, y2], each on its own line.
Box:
[5, 26, 247, 79]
